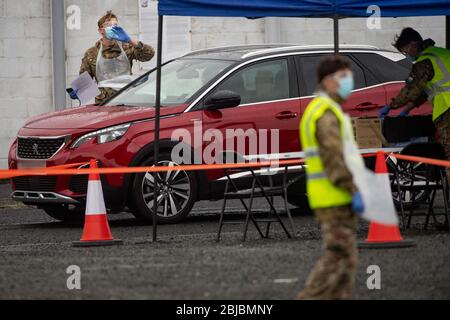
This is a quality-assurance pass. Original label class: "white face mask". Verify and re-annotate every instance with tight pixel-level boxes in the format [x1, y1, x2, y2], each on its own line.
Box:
[332, 72, 354, 99]
[105, 26, 117, 40]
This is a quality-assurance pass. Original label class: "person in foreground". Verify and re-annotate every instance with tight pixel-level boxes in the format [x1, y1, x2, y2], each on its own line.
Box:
[298, 56, 364, 300]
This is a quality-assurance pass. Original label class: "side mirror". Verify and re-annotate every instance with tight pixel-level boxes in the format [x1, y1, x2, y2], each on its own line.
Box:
[204, 90, 241, 110]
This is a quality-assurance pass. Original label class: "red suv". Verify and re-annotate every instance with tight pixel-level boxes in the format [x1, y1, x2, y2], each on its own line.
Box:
[8, 44, 432, 223]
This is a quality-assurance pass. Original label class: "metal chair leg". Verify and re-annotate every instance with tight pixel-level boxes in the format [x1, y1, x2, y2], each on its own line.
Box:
[424, 190, 435, 230]
[395, 169, 407, 230]
[216, 197, 227, 242]
[243, 179, 257, 241]
[442, 174, 450, 230]
[407, 188, 416, 229]
[283, 187, 295, 236]
[265, 206, 273, 238]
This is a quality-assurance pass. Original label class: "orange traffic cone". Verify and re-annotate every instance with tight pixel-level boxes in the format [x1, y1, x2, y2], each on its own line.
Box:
[359, 151, 415, 249]
[73, 159, 123, 247]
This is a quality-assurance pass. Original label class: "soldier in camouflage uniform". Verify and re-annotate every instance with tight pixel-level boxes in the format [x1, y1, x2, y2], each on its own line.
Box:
[380, 28, 450, 227]
[79, 11, 155, 104]
[298, 56, 363, 300]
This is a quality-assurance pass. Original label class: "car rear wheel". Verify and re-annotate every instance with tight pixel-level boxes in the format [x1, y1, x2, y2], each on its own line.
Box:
[387, 156, 431, 208]
[42, 204, 85, 223]
[129, 152, 197, 224]
[286, 176, 313, 216]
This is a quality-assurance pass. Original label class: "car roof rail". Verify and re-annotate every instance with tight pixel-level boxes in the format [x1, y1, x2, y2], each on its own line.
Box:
[240, 44, 380, 59]
[181, 44, 286, 57]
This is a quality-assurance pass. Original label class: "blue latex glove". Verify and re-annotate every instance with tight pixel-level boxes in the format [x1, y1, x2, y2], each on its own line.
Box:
[352, 192, 365, 215]
[105, 26, 131, 43]
[379, 105, 391, 118]
[399, 110, 409, 117]
[68, 89, 78, 100]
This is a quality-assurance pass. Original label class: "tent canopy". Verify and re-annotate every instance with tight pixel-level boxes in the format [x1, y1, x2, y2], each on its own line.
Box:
[158, 0, 450, 18]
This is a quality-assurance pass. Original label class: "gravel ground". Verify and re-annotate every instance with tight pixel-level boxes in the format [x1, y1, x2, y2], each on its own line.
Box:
[0, 183, 449, 300]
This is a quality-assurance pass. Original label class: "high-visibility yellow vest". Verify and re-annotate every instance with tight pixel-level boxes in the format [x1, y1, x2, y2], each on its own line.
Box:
[299, 95, 352, 209]
[416, 46, 450, 121]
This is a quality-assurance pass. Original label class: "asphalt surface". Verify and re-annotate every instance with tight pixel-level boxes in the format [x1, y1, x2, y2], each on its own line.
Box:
[0, 183, 449, 300]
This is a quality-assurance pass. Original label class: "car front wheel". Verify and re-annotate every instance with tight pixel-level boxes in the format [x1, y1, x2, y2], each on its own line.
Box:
[129, 152, 197, 224]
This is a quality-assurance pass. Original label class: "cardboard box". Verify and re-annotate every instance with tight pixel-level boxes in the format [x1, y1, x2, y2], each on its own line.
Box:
[351, 117, 388, 149]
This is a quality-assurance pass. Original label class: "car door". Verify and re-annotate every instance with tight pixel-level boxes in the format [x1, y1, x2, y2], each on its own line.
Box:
[197, 57, 301, 166]
[352, 52, 433, 116]
[296, 53, 387, 118]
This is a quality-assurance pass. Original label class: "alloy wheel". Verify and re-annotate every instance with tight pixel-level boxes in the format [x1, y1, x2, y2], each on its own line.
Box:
[141, 161, 191, 218]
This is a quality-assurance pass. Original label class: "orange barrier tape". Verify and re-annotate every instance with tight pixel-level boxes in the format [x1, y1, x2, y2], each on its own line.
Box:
[362, 153, 376, 158]
[0, 159, 304, 180]
[388, 153, 450, 168]
[0, 162, 88, 180]
[2, 151, 448, 181]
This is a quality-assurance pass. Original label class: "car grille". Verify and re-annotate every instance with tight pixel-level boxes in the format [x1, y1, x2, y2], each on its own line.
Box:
[17, 137, 65, 159]
[12, 176, 57, 192]
[69, 175, 88, 194]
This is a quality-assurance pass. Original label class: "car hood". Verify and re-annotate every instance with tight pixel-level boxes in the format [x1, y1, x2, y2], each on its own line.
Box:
[24, 104, 187, 130]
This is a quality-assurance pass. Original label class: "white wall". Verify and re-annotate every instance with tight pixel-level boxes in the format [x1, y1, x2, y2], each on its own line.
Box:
[278, 17, 445, 49]
[0, 0, 52, 169]
[190, 17, 265, 50]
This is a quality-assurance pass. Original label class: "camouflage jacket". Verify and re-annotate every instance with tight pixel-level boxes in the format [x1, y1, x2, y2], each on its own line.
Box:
[390, 41, 436, 109]
[316, 110, 358, 195]
[80, 40, 155, 104]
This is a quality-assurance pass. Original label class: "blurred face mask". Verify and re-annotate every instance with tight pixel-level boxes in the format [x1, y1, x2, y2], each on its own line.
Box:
[102, 21, 118, 40]
[333, 71, 354, 99]
[105, 26, 117, 40]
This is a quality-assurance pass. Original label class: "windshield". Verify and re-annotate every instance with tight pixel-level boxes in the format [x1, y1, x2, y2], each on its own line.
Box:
[106, 58, 233, 107]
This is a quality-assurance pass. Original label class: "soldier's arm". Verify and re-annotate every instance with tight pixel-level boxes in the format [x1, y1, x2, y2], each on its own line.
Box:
[79, 48, 96, 78]
[125, 41, 155, 62]
[315, 110, 358, 194]
[390, 59, 434, 109]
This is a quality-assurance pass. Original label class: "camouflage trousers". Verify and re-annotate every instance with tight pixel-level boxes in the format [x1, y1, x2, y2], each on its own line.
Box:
[435, 109, 450, 186]
[298, 205, 358, 300]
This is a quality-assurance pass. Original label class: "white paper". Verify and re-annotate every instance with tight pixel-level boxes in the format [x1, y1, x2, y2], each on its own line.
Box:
[70, 71, 101, 105]
[342, 116, 399, 226]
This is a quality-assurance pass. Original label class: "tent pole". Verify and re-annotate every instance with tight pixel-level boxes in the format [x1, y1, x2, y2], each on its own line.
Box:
[446, 16, 450, 49]
[153, 15, 164, 242]
[333, 15, 339, 54]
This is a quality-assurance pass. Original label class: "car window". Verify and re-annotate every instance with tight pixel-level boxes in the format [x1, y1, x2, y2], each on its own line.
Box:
[353, 53, 411, 83]
[299, 55, 366, 96]
[106, 58, 233, 107]
[210, 59, 290, 105]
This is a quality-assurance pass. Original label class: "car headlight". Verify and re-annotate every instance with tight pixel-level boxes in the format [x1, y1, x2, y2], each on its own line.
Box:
[70, 123, 131, 148]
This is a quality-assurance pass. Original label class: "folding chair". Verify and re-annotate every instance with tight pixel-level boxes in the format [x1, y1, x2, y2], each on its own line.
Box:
[216, 151, 294, 241]
[391, 143, 450, 230]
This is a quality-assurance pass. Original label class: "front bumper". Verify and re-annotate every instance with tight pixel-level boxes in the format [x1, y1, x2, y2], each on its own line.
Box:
[8, 131, 136, 210]
[11, 190, 80, 204]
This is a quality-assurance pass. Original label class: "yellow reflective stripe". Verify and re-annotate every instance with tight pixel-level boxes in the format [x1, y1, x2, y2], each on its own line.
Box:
[419, 50, 450, 100]
[421, 52, 450, 87]
[304, 148, 320, 158]
[425, 86, 450, 100]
